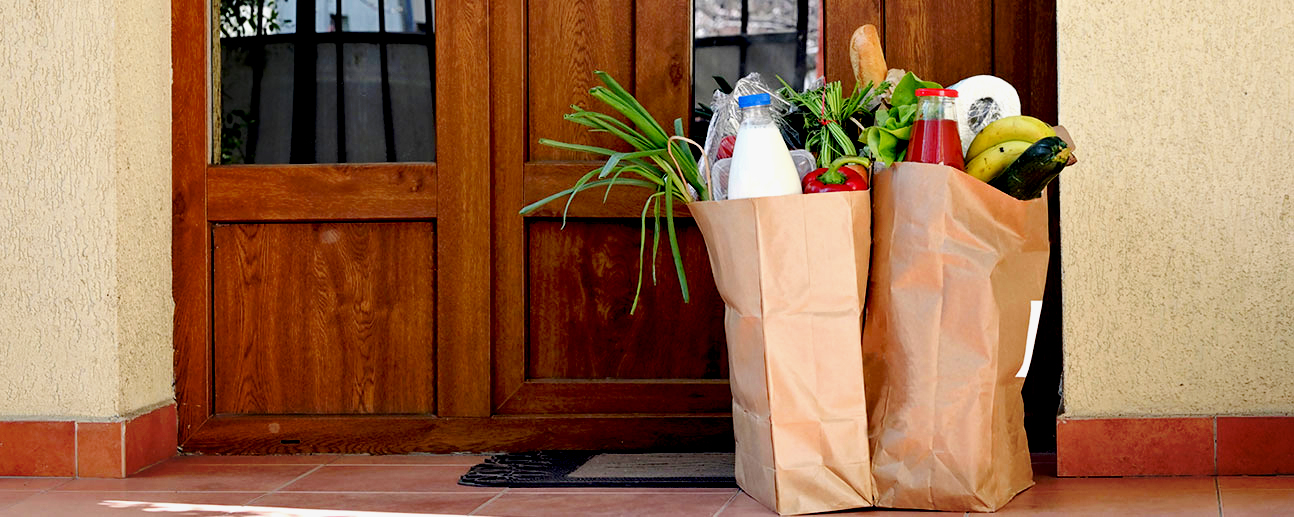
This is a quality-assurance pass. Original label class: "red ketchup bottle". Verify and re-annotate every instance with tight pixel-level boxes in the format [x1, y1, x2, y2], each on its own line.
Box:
[907, 88, 964, 171]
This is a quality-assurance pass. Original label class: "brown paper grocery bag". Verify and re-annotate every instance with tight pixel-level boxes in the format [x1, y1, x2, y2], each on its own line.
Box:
[863, 162, 1049, 512]
[690, 191, 876, 516]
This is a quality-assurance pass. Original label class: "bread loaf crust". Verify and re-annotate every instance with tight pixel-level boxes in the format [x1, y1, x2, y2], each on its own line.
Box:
[850, 25, 887, 88]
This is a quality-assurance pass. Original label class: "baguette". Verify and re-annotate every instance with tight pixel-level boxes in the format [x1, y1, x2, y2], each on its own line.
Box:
[849, 24, 887, 89]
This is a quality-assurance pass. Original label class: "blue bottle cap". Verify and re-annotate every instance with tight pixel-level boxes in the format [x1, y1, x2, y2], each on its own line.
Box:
[737, 93, 772, 108]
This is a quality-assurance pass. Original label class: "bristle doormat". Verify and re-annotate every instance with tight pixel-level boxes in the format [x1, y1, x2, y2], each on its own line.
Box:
[458, 451, 737, 488]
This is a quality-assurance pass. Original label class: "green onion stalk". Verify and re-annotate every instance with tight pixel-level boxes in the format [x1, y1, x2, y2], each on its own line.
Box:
[519, 71, 712, 313]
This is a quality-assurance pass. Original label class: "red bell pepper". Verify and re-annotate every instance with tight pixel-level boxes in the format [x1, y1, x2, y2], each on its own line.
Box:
[802, 156, 871, 193]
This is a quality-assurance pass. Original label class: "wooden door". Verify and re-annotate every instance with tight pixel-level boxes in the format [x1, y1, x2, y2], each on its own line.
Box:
[175, 0, 1057, 454]
[174, 0, 498, 453]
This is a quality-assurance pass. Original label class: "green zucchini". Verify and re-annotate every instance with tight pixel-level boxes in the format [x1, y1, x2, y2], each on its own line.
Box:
[988, 136, 1071, 200]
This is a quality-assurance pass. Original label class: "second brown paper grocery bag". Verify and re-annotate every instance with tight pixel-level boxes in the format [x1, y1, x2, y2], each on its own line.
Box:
[863, 162, 1050, 512]
[691, 190, 876, 515]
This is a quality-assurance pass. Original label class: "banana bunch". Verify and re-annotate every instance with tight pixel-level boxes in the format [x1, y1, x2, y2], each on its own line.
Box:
[963, 116, 1056, 182]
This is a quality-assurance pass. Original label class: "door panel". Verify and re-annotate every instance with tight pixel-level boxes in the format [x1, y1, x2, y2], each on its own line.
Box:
[883, 0, 993, 86]
[526, 219, 726, 380]
[212, 222, 436, 415]
[493, 0, 731, 419]
[527, 0, 635, 160]
[206, 164, 437, 221]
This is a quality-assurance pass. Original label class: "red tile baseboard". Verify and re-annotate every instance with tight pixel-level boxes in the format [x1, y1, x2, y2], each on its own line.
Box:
[0, 404, 176, 478]
[1057, 417, 1214, 477]
[124, 404, 178, 475]
[1058, 415, 1294, 477]
[0, 421, 75, 476]
[1217, 417, 1294, 475]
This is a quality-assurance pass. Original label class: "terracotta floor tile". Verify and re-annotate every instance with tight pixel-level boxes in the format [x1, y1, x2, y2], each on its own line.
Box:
[168, 454, 340, 465]
[507, 487, 737, 494]
[0, 477, 70, 490]
[717, 492, 961, 516]
[475, 491, 735, 517]
[1219, 476, 1294, 490]
[1030, 474, 1217, 493]
[53, 463, 316, 492]
[248, 491, 499, 514]
[1220, 488, 1294, 516]
[0, 491, 260, 517]
[0, 492, 38, 512]
[995, 477, 1219, 516]
[329, 454, 487, 466]
[280, 465, 499, 493]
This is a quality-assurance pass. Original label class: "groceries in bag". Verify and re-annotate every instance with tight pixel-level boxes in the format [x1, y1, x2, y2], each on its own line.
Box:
[864, 162, 1048, 511]
[948, 74, 1022, 156]
[727, 93, 802, 200]
[962, 115, 1073, 199]
[907, 88, 965, 171]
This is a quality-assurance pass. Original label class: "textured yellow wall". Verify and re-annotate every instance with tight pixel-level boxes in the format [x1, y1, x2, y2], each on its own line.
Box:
[0, 1, 173, 419]
[1058, 0, 1293, 416]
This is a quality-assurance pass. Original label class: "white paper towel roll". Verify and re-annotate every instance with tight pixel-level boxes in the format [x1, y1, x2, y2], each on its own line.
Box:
[949, 75, 1020, 156]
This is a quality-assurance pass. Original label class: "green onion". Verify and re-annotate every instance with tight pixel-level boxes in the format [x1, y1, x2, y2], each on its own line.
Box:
[519, 71, 709, 312]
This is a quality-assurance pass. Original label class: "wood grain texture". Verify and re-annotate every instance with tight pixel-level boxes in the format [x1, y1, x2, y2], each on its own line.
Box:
[207, 163, 436, 221]
[526, 220, 726, 380]
[173, 0, 212, 445]
[212, 223, 436, 414]
[181, 415, 734, 454]
[884, 0, 994, 86]
[495, 380, 731, 415]
[527, 0, 635, 160]
[435, 0, 494, 417]
[994, 0, 1058, 124]
[994, 0, 1060, 451]
[490, 0, 530, 411]
[523, 163, 693, 218]
[824, 0, 883, 85]
[634, 0, 691, 134]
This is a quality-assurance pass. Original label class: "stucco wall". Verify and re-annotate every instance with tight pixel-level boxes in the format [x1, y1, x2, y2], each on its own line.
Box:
[0, 1, 173, 419]
[1058, 0, 1293, 416]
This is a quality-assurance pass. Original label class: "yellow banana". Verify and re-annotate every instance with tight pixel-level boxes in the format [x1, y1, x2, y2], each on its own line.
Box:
[965, 140, 1033, 182]
[965, 115, 1056, 160]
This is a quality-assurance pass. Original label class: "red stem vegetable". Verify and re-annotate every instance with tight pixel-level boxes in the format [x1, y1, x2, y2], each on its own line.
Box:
[802, 156, 871, 193]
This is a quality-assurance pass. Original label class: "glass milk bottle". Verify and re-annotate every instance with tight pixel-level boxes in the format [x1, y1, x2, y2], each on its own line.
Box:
[727, 93, 801, 199]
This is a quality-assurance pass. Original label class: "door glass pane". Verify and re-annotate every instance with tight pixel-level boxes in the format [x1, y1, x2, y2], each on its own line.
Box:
[217, 0, 436, 164]
[692, 0, 820, 136]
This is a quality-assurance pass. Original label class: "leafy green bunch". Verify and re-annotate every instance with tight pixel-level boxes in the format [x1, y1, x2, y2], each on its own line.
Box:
[778, 79, 883, 168]
[863, 72, 942, 165]
[519, 71, 710, 313]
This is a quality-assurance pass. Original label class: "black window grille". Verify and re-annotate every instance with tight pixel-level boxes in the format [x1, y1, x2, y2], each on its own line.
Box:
[218, 0, 436, 164]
